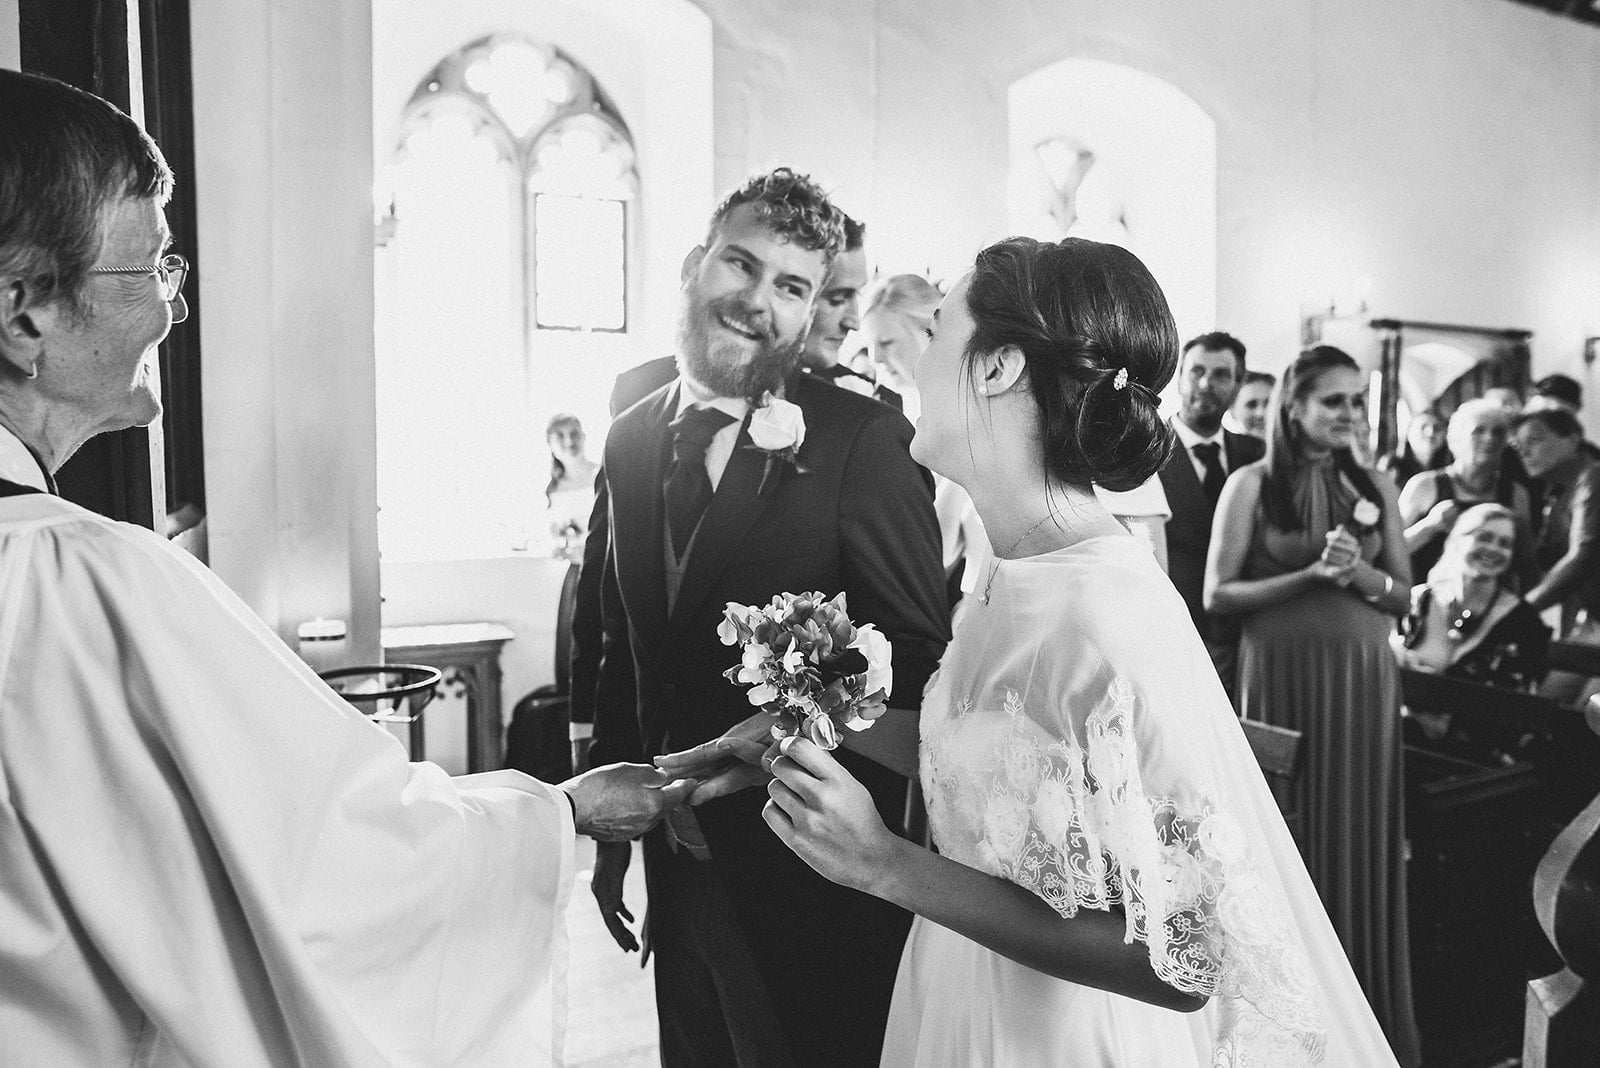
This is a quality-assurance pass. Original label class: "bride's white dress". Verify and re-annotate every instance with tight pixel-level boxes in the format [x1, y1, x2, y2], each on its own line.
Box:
[882, 535, 1401, 1066]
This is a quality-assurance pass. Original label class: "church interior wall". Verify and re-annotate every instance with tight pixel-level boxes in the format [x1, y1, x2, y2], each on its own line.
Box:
[22, 0, 1600, 758]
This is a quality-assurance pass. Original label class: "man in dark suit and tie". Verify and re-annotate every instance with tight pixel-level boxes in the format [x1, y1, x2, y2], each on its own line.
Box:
[586, 169, 950, 1066]
[796, 214, 902, 410]
[1157, 331, 1264, 701]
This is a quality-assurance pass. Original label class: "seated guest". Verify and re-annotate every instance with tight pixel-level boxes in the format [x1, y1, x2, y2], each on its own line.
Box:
[1380, 408, 1450, 486]
[1395, 503, 1549, 691]
[1226, 368, 1274, 437]
[0, 70, 687, 1064]
[1515, 406, 1600, 635]
[1398, 399, 1534, 584]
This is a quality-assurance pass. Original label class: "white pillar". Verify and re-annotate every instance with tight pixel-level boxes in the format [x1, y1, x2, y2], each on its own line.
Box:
[191, 0, 382, 665]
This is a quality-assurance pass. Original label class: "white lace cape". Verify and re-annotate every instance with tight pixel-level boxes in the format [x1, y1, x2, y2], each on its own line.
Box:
[921, 542, 1343, 1066]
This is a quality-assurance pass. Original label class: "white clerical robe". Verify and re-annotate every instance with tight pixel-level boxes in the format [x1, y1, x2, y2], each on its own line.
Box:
[0, 493, 573, 1066]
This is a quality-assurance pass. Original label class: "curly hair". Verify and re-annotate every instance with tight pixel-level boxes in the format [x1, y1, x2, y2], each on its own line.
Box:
[961, 236, 1177, 492]
[0, 70, 172, 315]
[706, 167, 845, 262]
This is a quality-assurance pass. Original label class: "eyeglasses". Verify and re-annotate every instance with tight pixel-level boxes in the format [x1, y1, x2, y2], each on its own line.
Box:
[87, 253, 190, 323]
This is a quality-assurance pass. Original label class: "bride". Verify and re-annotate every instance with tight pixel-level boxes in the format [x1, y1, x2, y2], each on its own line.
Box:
[672, 236, 1401, 1064]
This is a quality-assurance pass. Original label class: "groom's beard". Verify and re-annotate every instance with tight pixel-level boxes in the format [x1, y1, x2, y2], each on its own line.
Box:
[678, 297, 803, 401]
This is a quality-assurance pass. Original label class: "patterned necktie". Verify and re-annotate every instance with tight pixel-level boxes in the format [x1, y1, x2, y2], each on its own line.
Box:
[1193, 441, 1226, 508]
[664, 405, 737, 557]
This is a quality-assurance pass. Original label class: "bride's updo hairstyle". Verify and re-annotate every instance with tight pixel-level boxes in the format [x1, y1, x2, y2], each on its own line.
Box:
[962, 236, 1176, 492]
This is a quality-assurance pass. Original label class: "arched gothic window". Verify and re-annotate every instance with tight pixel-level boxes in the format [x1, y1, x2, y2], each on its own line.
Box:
[376, 33, 636, 561]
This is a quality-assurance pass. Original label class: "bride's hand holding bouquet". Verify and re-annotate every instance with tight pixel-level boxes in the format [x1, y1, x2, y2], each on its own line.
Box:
[654, 591, 892, 802]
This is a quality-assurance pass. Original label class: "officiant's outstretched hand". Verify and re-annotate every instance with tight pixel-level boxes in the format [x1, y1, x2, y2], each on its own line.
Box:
[561, 763, 697, 841]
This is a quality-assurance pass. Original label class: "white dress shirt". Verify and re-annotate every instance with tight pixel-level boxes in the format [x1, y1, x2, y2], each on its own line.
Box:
[1171, 416, 1229, 485]
[675, 379, 750, 490]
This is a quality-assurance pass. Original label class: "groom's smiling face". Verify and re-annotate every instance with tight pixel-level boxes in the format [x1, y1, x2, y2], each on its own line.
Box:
[677, 202, 828, 399]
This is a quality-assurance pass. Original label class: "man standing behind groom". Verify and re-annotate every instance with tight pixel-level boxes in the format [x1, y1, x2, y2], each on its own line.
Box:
[1158, 331, 1264, 701]
[586, 170, 950, 1065]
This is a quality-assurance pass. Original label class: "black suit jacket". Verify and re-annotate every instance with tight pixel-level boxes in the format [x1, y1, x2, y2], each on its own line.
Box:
[1158, 421, 1265, 637]
[568, 356, 679, 736]
[591, 370, 949, 1061]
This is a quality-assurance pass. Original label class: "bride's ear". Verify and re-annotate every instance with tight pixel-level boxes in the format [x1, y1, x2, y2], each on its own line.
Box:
[976, 345, 1027, 396]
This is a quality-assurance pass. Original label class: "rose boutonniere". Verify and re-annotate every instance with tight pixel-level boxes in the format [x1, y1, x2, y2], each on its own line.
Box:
[1341, 498, 1382, 538]
[746, 391, 807, 494]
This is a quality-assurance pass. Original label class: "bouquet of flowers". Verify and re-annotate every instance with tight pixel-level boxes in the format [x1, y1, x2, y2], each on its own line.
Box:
[718, 591, 893, 749]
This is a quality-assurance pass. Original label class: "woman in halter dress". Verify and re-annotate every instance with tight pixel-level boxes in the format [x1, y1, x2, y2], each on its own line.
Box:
[756, 239, 1402, 1065]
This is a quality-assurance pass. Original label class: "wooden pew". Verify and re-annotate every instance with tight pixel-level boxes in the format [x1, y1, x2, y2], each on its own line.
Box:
[1399, 669, 1589, 1067]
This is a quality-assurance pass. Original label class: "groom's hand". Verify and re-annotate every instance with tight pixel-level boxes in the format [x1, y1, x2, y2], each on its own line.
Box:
[653, 713, 780, 803]
[591, 839, 639, 953]
[561, 763, 696, 842]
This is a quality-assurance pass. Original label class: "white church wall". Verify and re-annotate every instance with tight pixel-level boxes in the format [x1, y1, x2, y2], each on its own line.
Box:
[697, 0, 1600, 396]
[191, 0, 383, 665]
[1, 0, 19, 70]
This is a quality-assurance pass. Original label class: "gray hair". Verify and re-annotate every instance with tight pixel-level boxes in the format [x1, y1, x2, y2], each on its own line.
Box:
[0, 70, 173, 313]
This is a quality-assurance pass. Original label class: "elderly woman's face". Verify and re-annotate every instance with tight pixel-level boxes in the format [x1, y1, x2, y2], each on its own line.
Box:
[863, 308, 927, 393]
[1451, 517, 1516, 580]
[48, 197, 176, 432]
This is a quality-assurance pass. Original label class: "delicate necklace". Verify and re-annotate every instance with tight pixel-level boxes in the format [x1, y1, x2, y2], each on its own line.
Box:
[978, 515, 1057, 605]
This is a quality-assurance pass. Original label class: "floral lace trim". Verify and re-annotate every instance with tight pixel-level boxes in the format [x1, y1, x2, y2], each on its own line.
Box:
[924, 679, 1327, 1066]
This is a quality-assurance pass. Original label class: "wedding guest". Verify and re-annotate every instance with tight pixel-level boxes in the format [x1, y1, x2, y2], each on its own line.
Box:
[544, 411, 599, 558]
[569, 356, 679, 773]
[1395, 503, 1549, 691]
[669, 237, 1402, 1064]
[1228, 368, 1275, 437]
[1483, 385, 1524, 417]
[1206, 345, 1421, 1063]
[860, 272, 984, 604]
[1528, 373, 1600, 463]
[1515, 406, 1600, 634]
[0, 69, 687, 1065]
[1397, 399, 1533, 584]
[1157, 330, 1264, 698]
[1380, 408, 1450, 486]
[798, 215, 900, 409]
[862, 273, 941, 413]
[586, 169, 950, 1065]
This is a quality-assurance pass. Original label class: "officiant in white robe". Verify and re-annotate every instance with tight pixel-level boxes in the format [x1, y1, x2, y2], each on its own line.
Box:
[0, 70, 687, 1066]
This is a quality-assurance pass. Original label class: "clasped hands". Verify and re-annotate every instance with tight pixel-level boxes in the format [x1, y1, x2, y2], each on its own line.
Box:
[1310, 526, 1362, 586]
[559, 763, 697, 842]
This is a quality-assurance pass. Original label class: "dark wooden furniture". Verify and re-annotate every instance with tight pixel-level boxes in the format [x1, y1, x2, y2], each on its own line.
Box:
[1399, 669, 1598, 1067]
[381, 623, 514, 773]
[1524, 705, 1600, 1066]
[1240, 718, 1304, 841]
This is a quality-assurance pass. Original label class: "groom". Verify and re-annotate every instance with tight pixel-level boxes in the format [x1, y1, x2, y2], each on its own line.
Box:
[586, 169, 949, 1065]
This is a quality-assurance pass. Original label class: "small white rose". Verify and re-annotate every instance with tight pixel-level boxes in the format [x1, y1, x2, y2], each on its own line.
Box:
[1216, 873, 1277, 946]
[984, 794, 1031, 865]
[1196, 811, 1246, 866]
[802, 712, 841, 749]
[748, 393, 807, 452]
[1352, 499, 1381, 527]
[849, 623, 894, 699]
[1031, 778, 1075, 847]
